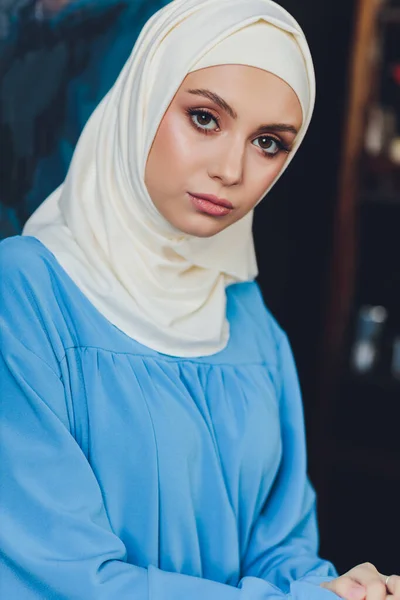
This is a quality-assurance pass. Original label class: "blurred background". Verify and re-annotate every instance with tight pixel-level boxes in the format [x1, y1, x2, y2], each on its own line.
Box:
[1, 0, 399, 575]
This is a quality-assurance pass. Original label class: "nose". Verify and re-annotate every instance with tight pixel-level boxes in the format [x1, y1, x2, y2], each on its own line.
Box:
[207, 136, 245, 187]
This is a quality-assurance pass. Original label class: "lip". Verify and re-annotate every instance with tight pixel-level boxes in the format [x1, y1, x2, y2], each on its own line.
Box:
[189, 193, 233, 209]
[188, 192, 233, 217]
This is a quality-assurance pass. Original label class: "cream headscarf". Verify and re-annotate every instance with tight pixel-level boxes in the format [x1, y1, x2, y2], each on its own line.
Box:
[23, 0, 315, 357]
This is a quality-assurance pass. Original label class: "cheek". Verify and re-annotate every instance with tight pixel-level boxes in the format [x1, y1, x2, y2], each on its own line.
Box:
[247, 155, 290, 206]
[145, 114, 189, 199]
[154, 113, 195, 175]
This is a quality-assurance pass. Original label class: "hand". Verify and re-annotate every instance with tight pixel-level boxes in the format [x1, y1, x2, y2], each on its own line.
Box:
[320, 562, 400, 599]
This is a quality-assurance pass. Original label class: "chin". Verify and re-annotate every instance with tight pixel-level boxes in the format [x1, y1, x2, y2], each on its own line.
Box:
[174, 214, 230, 238]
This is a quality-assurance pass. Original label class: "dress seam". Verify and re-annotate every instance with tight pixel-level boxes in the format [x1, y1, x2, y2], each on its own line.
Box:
[56, 345, 277, 368]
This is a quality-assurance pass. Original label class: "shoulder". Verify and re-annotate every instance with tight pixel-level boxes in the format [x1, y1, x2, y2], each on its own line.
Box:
[0, 236, 68, 367]
[0, 235, 63, 317]
[228, 280, 286, 343]
[1, 235, 55, 285]
[231, 282, 303, 407]
[227, 280, 287, 366]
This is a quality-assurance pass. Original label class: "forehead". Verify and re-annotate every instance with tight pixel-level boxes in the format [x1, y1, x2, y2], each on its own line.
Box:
[179, 65, 303, 125]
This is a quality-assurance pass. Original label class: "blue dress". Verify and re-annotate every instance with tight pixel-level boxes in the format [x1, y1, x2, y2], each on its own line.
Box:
[0, 236, 337, 599]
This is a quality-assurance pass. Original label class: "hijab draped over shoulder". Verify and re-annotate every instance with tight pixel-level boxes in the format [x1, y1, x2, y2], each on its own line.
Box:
[23, 0, 315, 357]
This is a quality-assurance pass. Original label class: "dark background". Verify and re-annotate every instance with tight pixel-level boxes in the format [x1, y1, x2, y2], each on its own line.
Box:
[254, 0, 356, 415]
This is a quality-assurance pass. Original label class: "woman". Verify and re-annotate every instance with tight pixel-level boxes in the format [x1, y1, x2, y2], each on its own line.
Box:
[0, 0, 398, 598]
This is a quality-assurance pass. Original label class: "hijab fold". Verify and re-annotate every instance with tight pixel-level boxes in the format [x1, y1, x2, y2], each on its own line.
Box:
[23, 0, 315, 357]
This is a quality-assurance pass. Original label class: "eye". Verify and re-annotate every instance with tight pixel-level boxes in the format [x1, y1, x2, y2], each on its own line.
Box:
[253, 135, 287, 157]
[187, 109, 220, 132]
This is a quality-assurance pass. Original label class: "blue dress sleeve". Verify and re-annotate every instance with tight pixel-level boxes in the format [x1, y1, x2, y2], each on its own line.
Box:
[241, 332, 338, 593]
[0, 241, 339, 599]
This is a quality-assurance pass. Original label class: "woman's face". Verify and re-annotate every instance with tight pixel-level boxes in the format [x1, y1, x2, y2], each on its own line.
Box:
[145, 64, 303, 238]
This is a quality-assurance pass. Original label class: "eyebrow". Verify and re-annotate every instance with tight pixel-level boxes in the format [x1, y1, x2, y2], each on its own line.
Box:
[186, 88, 299, 136]
[253, 123, 299, 137]
[187, 88, 238, 119]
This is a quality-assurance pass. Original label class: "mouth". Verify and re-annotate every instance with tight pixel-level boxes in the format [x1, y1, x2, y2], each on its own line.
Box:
[188, 192, 233, 217]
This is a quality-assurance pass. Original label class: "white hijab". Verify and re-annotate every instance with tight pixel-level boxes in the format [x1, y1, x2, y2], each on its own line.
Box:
[23, 0, 315, 357]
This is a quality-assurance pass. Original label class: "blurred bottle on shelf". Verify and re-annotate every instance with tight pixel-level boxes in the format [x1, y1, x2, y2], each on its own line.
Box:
[388, 136, 400, 165]
[350, 305, 388, 374]
[363, 104, 400, 198]
[364, 105, 396, 158]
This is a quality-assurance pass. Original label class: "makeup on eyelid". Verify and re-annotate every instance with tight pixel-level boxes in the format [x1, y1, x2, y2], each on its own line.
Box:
[185, 107, 292, 157]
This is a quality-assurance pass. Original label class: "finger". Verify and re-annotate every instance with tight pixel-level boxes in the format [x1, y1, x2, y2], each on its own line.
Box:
[346, 563, 380, 584]
[344, 564, 387, 600]
[321, 576, 367, 600]
[382, 575, 400, 598]
[364, 579, 388, 600]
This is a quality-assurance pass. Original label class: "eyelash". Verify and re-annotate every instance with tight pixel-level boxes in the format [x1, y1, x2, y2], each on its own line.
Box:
[185, 108, 291, 158]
